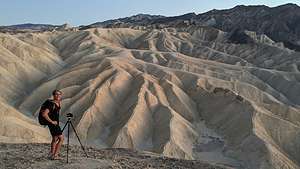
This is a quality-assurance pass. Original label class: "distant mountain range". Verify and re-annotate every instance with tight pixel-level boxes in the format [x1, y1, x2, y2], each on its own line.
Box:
[1, 3, 300, 51]
[1, 23, 57, 30]
[0, 23, 57, 32]
[81, 3, 300, 51]
[0, 23, 73, 33]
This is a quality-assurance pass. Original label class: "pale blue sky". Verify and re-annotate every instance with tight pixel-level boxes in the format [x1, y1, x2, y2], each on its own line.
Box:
[0, 0, 299, 26]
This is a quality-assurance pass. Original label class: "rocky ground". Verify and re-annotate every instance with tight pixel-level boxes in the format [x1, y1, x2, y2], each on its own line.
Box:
[0, 143, 231, 169]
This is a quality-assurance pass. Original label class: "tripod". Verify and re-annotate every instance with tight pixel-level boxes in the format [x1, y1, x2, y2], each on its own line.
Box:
[62, 114, 88, 163]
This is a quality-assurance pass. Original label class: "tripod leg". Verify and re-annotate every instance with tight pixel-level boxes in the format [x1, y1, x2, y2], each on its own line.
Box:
[70, 121, 88, 157]
[62, 121, 68, 132]
[67, 121, 70, 163]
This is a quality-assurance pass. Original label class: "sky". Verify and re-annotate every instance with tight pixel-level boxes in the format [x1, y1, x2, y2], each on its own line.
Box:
[0, 0, 299, 26]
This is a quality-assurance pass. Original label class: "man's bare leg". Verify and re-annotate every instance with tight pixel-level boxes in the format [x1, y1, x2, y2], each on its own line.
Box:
[50, 136, 59, 156]
[53, 134, 64, 158]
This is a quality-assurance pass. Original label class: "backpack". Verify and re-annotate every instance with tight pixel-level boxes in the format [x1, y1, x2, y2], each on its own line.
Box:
[38, 99, 56, 125]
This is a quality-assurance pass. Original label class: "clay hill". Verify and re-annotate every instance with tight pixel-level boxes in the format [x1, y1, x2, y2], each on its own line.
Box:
[0, 3, 300, 169]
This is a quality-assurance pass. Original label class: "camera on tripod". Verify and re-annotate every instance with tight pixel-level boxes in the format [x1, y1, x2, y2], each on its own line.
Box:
[66, 113, 73, 118]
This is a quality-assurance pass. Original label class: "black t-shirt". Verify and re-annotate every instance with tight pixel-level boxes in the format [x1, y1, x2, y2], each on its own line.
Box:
[41, 99, 61, 122]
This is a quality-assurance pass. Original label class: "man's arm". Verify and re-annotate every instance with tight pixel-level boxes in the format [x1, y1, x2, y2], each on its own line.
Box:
[41, 109, 57, 125]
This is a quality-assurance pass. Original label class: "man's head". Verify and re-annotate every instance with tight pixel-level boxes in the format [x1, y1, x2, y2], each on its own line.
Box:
[52, 89, 62, 101]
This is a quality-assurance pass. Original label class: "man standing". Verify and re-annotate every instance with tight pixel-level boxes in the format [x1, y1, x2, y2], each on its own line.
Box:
[41, 89, 64, 160]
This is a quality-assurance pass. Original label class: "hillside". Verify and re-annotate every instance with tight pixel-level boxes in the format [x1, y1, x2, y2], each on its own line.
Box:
[0, 4, 300, 168]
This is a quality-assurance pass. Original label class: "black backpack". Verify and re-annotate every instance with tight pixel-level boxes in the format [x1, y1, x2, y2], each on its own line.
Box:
[38, 99, 56, 125]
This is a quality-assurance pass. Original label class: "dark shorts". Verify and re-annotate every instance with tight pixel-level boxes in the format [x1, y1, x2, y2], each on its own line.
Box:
[48, 124, 62, 136]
